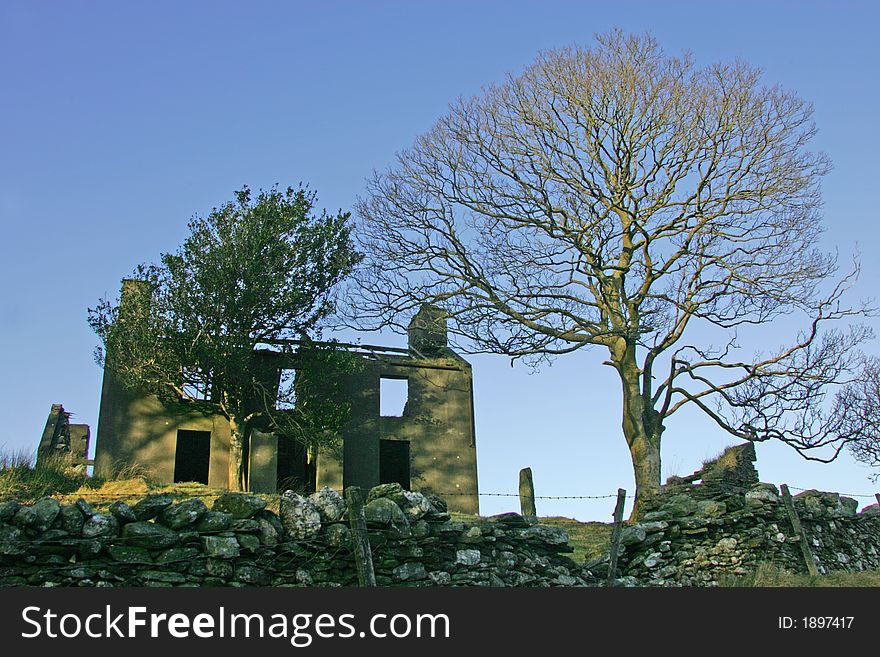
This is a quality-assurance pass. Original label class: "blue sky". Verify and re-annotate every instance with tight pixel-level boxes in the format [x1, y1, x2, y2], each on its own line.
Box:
[1, 0, 878, 519]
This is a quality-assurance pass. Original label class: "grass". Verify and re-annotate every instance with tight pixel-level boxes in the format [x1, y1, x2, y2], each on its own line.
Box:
[720, 562, 880, 587]
[450, 511, 614, 563]
[540, 516, 613, 563]
[55, 478, 282, 514]
[0, 449, 279, 512]
[0, 450, 95, 502]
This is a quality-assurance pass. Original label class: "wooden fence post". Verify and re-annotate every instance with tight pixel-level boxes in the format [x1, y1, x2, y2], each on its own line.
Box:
[606, 488, 627, 587]
[780, 484, 819, 577]
[519, 467, 537, 523]
[345, 486, 376, 587]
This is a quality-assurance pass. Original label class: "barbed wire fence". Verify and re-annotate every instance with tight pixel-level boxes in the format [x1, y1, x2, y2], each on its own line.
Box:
[1, 485, 877, 503]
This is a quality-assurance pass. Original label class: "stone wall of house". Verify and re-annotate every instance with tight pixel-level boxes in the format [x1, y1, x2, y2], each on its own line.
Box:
[589, 444, 880, 586]
[0, 484, 594, 587]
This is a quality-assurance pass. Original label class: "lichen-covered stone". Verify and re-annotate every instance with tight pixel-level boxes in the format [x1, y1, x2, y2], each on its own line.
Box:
[426, 494, 447, 514]
[620, 525, 646, 546]
[308, 487, 346, 523]
[230, 519, 261, 533]
[643, 552, 663, 568]
[696, 500, 726, 518]
[237, 534, 260, 554]
[745, 484, 780, 507]
[428, 570, 451, 585]
[132, 494, 174, 521]
[212, 493, 266, 519]
[257, 519, 279, 546]
[109, 501, 137, 524]
[140, 570, 187, 584]
[456, 549, 481, 566]
[78, 539, 103, 559]
[193, 511, 231, 533]
[206, 559, 233, 578]
[280, 492, 322, 540]
[234, 565, 270, 585]
[75, 498, 95, 518]
[364, 497, 410, 538]
[520, 525, 568, 547]
[488, 512, 530, 527]
[839, 497, 859, 516]
[0, 501, 19, 522]
[120, 521, 178, 549]
[660, 494, 699, 517]
[12, 506, 38, 530]
[203, 535, 240, 558]
[393, 562, 427, 581]
[82, 513, 119, 539]
[31, 498, 61, 532]
[158, 498, 208, 530]
[324, 523, 350, 547]
[256, 509, 284, 535]
[155, 547, 200, 564]
[108, 545, 153, 563]
[0, 525, 25, 556]
[366, 482, 407, 506]
[411, 519, 431, 539]
[400, 491, 435, 521]
[1, 472, 871, 590]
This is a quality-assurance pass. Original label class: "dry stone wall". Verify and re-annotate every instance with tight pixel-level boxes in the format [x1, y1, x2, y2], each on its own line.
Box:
[0, 484, 595, 587]
[590, 444, 880, 586]
[3, 445, 877, 588]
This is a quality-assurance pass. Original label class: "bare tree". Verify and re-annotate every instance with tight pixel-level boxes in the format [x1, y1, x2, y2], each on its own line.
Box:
[845, 357, 880, 480]
[351, 31, 877, 516]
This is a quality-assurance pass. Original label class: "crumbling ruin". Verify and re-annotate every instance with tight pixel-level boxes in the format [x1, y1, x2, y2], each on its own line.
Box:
[36, 404, 90, 468]
[593, 444, 880, 585]
[93, 301, 480, 514]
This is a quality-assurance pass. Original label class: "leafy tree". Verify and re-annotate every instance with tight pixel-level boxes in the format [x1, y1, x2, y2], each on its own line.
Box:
[89, 185, 362, 491]
[351, 31, 877, 516]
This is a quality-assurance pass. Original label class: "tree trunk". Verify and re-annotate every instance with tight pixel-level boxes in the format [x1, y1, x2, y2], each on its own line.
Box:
[613, 339, 663, 520]
[227, 415, 245, 492]
[627, 430, 661, 520]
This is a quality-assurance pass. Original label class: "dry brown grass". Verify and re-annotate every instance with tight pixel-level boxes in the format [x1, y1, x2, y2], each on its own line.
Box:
[0, 450, 94, 502]
[54, 478, 281, 513]
[0, 449, 281, 512]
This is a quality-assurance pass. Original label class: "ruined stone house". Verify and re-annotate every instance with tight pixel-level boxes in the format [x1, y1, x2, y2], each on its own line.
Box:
[93, 297, 479, 514]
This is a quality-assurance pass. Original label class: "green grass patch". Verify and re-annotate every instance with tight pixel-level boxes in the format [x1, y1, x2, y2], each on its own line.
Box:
[451, 511, 613, 564]
[720, 562, 880, 587]
[539, 517, 613, 563]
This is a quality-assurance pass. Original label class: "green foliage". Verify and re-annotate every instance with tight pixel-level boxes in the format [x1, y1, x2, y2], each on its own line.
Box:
[269, 340, 364, 459]
[88, 185, 362, 488]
